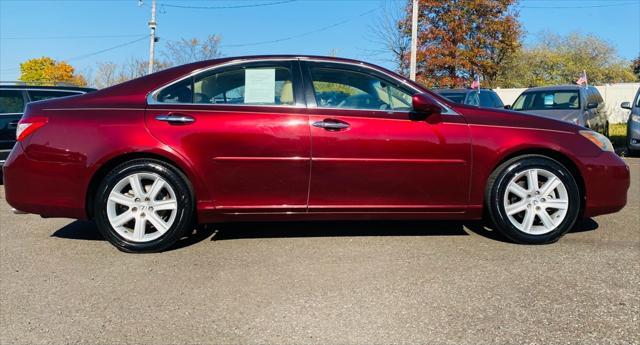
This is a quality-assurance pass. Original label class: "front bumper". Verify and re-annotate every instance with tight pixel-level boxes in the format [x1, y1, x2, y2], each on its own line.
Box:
[580, 151, 630, 217]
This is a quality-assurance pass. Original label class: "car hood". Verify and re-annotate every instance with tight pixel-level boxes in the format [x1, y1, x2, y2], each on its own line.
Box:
[518, 109, 581, 124]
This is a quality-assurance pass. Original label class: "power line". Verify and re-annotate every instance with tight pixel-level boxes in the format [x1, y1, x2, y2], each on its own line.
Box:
[0, 35, 149, 73]
[0, 34, 146, 40]
[162, 0, 296, 10]
[221, 7, 379, 48]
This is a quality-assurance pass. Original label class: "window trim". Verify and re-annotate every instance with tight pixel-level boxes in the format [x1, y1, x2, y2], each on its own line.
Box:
[147, 57, 459, 116]
[148, 59, 306, 108]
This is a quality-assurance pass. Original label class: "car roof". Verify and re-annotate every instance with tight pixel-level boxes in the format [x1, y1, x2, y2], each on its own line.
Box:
[0, 84, 97, 92]
[523, 85, 588, 92]
[433, 88, 495, 93]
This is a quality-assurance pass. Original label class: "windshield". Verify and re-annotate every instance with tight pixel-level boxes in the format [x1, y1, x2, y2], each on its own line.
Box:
[512, 90, 580, 111]
[439, 93, 466, 104]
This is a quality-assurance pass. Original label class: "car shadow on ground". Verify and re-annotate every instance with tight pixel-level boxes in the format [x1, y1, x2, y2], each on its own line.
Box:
[51, 217, 600, 251]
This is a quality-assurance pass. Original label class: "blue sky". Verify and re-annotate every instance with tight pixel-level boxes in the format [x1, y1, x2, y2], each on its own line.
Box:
[1, 0, 639, 81]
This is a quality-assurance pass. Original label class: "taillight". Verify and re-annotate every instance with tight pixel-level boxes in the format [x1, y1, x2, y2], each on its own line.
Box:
[16, 116, 48, 142]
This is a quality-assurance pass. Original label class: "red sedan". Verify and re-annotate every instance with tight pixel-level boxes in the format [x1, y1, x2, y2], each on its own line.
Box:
[3, 56, 630, 253]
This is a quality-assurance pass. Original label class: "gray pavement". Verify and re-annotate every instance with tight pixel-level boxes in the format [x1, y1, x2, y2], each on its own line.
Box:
[1, 158, 638, 345]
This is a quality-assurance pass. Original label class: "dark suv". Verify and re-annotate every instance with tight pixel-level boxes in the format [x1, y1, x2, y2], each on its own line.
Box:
[433, 88, 505, 108]
[0, 84, 96, 167]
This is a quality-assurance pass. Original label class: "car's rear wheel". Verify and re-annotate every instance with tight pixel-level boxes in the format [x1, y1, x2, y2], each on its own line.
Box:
[93, 159, 194, 253]
[485, 155, 581, 244]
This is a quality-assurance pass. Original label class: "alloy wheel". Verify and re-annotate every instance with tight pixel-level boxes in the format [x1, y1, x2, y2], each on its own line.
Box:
[106, 172, 178, 242]
[503, 168, 569, 235]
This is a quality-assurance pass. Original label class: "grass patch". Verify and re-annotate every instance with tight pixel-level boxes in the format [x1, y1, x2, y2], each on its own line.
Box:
[609, 123, 627, 149]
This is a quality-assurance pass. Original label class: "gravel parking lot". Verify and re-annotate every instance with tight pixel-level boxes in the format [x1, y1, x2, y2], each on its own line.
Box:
[1, 158, 638, 345]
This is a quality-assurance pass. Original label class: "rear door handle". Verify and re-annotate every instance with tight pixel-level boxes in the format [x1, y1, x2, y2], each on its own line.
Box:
[312, 119, 350, 131]
[155, 113, 195, 124]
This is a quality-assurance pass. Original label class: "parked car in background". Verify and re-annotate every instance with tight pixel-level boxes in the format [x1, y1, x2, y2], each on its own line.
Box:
[2, 56, 629, 253]
[0, 83, 96, 167]
[510, 85, 608, 136]
[621, 87, 640, 155]
[433, 88, 504, 108]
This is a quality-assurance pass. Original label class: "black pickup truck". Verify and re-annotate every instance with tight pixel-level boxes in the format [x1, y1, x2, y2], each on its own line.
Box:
[0, 84, 96, 168]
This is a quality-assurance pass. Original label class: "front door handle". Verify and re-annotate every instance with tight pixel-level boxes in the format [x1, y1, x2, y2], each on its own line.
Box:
[312, 119, 350, 131]
[155, 113, 195, 124]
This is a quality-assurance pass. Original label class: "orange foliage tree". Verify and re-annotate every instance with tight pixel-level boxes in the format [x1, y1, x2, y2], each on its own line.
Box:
[19, 57, 87, 86]
[402, 0, 522, 88]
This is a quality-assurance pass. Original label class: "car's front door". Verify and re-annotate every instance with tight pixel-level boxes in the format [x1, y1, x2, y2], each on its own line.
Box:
[302, 62, 472, 214]
[145, 60, 311, 213]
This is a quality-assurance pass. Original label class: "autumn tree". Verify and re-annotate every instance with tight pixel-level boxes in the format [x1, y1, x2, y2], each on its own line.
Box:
[402, 0, 521, 87]
[498, 32, 637, 87]
[19, 57, 87, 86]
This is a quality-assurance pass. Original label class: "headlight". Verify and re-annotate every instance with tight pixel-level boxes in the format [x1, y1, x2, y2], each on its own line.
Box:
[631, 114, 640, 123]
[579, 130, 614, 152]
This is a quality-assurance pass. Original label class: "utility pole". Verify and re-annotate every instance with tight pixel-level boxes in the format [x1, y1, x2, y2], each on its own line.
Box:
[409, 0, 418, 81]
[147, 0, 157, 75]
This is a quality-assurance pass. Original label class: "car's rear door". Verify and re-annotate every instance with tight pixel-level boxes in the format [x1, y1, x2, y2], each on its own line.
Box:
[302, 61, 471, 214]
[145, 60, 311, 213]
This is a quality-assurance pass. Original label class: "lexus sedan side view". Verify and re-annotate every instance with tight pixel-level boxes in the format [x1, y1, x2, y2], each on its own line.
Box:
[2, 56, 630, 253]
[511, 85, 609, 136]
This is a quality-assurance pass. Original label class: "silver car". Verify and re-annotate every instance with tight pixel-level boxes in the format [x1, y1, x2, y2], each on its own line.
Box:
[510, 85, 608, 136]
[621, 87, 640, 155]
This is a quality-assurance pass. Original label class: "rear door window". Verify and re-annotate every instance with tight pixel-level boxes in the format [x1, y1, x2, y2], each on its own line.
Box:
[28, 90, 82, 102]
[0, 90, 25, 114]
[479, 91, 496, 107]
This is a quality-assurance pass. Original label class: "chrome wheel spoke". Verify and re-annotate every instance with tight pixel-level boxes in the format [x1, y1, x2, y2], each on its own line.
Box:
[147, 212, 169, 234]
[521, 209, 535, 232]
[538, 209, 556, 230]
[507, 182, 528, 198]
[111, 210, 134, 227]
[526, 169, 539, 191]
[153, 199, 177, 211]
[129, 175, 145, 199]
[133, 216, 147, 240]
[109, 192, 135, 207]
[505, 200, 528, 216]
[542, 199, 568, 210]
[147, 178, 165, 200]
[539, 176, 561, 198]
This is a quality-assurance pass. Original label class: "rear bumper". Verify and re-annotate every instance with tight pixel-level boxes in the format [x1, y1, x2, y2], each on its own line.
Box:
[3, 144, 87, 219]
[580, 152, 630, 217]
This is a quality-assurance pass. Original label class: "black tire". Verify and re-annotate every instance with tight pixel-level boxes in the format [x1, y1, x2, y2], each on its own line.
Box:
[485, 155, 581, 244]
[93, 159, 195, 253]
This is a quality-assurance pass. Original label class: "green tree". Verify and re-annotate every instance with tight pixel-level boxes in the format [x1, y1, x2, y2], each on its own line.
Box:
[498, 32, 637, 87]
[401, 0, 522, 87]
[19, 57, 87, 86]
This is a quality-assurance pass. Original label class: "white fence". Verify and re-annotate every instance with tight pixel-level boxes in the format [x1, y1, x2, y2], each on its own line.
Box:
[494, 83, 639, 124]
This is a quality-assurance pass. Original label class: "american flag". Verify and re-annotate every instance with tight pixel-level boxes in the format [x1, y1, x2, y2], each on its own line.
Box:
[576, 71, 588, 86]
[470, 75, 480, 89]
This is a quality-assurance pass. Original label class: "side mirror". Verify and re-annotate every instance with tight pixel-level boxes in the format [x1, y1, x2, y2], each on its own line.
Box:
[586, 102, 598, 109]
[621, 101, 632, 110]
[504, 104, 512, 110]
[412, 93, 442, 116]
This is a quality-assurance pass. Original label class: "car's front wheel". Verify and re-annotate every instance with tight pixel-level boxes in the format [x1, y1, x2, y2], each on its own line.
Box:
[93, 159, 194, 253]
[485, 155, 581, 244]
